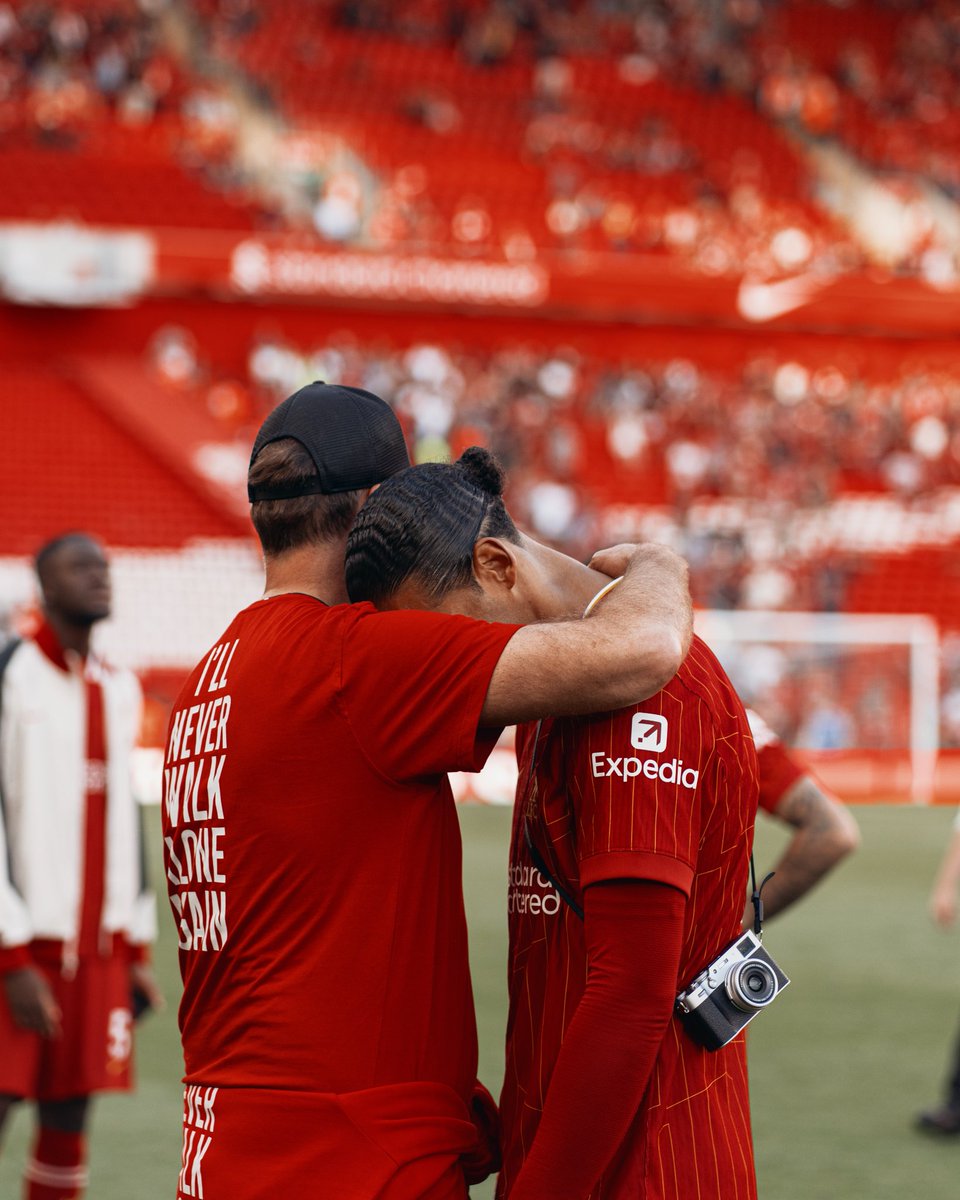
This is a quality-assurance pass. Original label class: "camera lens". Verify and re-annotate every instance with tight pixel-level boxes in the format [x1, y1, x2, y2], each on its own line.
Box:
[724, 959, 778, 1012]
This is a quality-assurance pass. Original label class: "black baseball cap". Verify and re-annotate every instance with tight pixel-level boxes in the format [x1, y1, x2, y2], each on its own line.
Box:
[247, 381, 410, 501]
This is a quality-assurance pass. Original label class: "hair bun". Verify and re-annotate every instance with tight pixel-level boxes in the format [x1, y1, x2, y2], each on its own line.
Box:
[457, 446, 505, 498]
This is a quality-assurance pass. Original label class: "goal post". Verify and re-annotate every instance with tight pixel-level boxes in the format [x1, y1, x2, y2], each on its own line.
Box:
[694, 609, 941, 805]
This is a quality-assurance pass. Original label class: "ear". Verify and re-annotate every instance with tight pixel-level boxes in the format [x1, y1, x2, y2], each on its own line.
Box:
[472, 537, 518, 591]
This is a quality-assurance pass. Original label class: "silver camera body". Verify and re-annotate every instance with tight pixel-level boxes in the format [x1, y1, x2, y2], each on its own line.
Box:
[675, 928, 789, 1051]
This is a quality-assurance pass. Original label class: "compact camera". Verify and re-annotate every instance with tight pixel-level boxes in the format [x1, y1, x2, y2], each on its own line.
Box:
[675, 928, 789, 1051]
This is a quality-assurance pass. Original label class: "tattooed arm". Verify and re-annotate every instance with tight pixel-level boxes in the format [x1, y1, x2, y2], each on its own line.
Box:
[754, 775, 860, 922]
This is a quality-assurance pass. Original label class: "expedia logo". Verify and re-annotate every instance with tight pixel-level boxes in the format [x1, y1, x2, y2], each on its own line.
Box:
[591, 752, 699, 790]
[631, 712, 668, 752]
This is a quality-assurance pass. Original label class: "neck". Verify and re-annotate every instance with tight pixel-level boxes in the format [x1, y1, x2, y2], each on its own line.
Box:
[44, 611, 94, 659]
[262, 540, 350, 606]
[557, 557, 612, 615]
[532, 540, 611, 620]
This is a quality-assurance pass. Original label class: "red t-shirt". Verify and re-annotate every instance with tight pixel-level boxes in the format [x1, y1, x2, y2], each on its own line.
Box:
[499, 637, 760, 1200]
[162, 595, 518, 1105]
[747, 708, 807, 816]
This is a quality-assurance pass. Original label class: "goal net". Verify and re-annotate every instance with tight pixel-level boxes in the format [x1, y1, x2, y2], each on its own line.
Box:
[694, 609, 942, 805]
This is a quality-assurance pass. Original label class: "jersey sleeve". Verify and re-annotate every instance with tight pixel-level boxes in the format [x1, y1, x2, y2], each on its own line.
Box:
[0, 787, 32, 964]
[565, 687, 712, 896]
[746, 708, 806, 814]
[0, 660, 34, 959]
[755, 741, 807, 815]
[338, 606, 521, 782]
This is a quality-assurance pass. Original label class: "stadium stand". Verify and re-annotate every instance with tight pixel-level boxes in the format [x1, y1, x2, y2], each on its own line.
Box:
[0, 0, 958, 782]
[174, 0, 958, 279]
[1, 0, 955, 278]
[216, 323, 959, 621]
[1, 359, 244, 553]
[753, 0, 960, 197]
[184, 0, 843, 266]
[0, 0, 263, 228]
[0, 144, 259, 227]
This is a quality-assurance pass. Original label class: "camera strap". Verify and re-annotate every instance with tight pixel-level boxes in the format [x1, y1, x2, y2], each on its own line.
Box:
[522, 719, 585, 920]
[749, 858, 776, 938]
[523, 817, 584, 921]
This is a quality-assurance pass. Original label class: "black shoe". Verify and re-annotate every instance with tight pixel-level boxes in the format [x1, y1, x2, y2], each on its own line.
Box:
[916, 1106, 960, 1136]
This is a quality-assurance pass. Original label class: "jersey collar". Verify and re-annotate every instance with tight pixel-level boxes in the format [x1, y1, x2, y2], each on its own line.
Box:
[33, 618, 91, 676]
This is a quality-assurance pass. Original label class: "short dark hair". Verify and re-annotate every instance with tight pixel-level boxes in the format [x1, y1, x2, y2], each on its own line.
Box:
[34, 532, 99, 586]
[249, 439, 364, 556]
[345, 447, 520, 606]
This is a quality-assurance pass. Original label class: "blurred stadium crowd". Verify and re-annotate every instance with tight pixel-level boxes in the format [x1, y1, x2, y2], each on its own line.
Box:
[0, 0, 958, 278]
[1, 0, 959, 762]
[154, 322, 960, 613]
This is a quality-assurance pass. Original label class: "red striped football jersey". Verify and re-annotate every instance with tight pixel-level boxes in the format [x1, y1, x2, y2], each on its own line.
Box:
[499, 636, 760, 1200]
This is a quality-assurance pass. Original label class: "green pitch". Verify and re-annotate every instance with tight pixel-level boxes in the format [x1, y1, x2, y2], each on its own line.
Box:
[1, 805, 958, 1198]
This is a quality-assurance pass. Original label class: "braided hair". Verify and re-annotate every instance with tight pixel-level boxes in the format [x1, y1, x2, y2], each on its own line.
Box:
[345, 447, 521, 606]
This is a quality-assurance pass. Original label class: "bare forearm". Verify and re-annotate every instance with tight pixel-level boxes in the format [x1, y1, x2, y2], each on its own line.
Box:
[761, 777, 859, 921]
[761, 832, 851, 919]
[482, 544, 691, 725]
[483, 620, 683, 725]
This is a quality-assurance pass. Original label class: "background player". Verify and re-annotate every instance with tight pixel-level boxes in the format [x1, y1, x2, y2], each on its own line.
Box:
[0, 532, 159, 1200]
[164, 383, 692, 1199]
[747, 708, 860, 923]
[346, 448, 761, 1200]
[915, 815, 960, 1136]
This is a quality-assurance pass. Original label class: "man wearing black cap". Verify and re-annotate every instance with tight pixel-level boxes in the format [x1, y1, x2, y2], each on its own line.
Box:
[162, 381, 694, 1200]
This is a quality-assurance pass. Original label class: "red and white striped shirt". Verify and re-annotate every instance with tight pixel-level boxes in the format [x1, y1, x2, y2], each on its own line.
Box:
[499, 636, 760, 1199]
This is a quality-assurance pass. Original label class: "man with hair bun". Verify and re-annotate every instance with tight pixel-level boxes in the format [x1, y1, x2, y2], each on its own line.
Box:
[347, 446, 761, 1200]
[164, 386, 692, 1199]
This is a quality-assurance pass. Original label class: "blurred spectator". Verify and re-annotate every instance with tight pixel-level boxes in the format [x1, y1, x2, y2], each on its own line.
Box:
[941, 636, 960, 749]
[0, 1, 180, 144]
[228, 332, 960, 628]
[148, 325, 199, 388]
[312, 170, 364, 242]
[795, 684, 857, 750]
[747, 707, 860, 923]
[917, 811, 960, 1136]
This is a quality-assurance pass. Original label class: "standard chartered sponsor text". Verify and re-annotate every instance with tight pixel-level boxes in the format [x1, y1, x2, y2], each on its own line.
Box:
[508, 862, 562, 917]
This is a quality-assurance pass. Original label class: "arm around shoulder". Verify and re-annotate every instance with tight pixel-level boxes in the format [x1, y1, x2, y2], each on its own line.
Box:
[481, 543, 691, 726]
